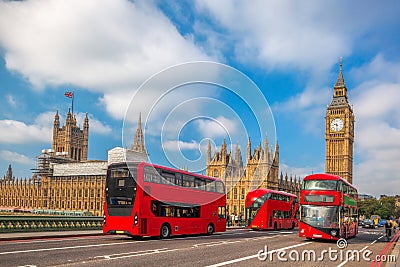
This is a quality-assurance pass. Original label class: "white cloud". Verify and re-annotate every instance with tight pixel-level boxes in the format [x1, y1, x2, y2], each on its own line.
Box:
[351, 54, 400, 85]
[349, 57, 400, 196]
[194, 0, 398, 74]
[195, 1, 345, 73]
[272, 86, 331, 134]
[274, 86, 331, 112]
[0, 150, 35, 165]
[75, 112, 112, 135]
[34, 111, 57, 128]
[0, 119, 51, 144]
[196, 116, 237, 138]
[163, 140, 199, 151]
[0, 0, 212, 120]
[280, 163, 324, 180]
[0, 111, 112, 145]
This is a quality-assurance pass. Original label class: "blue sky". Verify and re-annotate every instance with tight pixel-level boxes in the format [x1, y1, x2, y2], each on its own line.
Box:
[0, 0, 399, 197]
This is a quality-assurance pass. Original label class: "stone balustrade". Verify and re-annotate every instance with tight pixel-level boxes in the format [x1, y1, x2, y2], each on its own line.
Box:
[0, 215, 103, 233]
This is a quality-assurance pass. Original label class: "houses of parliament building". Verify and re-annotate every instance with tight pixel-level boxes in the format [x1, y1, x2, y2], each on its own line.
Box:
[206, 138, 302, 216]
[0, 61, 354, 217]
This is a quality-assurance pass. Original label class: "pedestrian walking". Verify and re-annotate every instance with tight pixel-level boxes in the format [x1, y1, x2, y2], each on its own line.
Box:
[231, 213, 235, 226]
[226, 212, 231, 227]
[385, 219, 393, 241]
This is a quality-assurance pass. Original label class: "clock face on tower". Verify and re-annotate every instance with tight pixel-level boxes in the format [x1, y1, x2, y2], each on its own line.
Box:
[330, 118, 344, 132]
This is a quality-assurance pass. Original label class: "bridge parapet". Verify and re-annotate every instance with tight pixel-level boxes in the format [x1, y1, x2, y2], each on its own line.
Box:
[0, 215, 103, 233]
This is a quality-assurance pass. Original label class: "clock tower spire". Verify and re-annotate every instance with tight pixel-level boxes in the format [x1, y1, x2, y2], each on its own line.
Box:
[325, 59, 355, 183]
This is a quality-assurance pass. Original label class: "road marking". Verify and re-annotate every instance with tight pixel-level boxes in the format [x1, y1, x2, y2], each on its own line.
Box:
[371, 240, 377, 245]
[0, 241, 137, 255]
[193, 240, 242, 248]
[206, 242, 312, 267]
[94, 248, 169, 259]
[108, 248, 182, 260]
[336, 245, 369, 267]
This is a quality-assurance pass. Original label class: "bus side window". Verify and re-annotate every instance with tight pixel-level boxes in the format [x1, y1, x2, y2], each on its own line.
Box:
[161, 171, 175, 185]
[151, 200, 162, 216]
[175, 173, 183, 186]
[218, 206, 225, 219]
[183, 175, 194, 187]
[195, 178, 206, 190]
[205, 180, 214, 192]
[215, 181, 225, 193]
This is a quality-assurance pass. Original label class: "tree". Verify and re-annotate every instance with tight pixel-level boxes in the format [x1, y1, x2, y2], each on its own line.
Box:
[359, 198, 379, 218]
[359, 196, 398, 219]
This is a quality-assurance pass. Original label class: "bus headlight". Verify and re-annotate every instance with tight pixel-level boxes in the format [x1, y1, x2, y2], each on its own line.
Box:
[134, 213, 138, 226]
[103, 215, 106, 225]
[331, 230, 337, 236]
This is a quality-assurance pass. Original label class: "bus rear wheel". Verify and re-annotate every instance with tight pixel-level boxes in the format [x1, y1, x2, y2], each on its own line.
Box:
[207, 223, 215, 235]
[160, 224, 171, 239]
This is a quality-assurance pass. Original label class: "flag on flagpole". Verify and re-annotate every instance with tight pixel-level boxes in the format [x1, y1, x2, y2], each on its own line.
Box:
[64, 91, 74, 98]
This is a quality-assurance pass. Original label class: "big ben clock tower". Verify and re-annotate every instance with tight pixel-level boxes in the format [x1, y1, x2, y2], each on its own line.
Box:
[325, 59, 355, 184]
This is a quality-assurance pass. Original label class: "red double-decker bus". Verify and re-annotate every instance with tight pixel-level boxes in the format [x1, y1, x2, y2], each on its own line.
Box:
[245, 189, 299, 230]
[103, 162, 226, 238]
[299, 173, 358, 240]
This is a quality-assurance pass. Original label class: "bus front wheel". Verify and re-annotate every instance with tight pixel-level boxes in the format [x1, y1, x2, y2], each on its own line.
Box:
[160, 224, 171, 239]
[207, 223, 215, 235]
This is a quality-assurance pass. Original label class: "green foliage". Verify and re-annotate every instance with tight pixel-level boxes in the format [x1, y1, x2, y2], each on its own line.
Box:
[359, 197, 399, 219]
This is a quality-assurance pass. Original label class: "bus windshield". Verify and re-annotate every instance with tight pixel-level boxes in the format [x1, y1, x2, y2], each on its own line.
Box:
[106, 167, 137, 216]
[246, 193, 270, 225]
[301, 205, 338, 228]
[302, 180, 338, 190]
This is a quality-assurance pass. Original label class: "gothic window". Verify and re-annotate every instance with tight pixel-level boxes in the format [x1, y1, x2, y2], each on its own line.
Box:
[213, 169, 219, 177]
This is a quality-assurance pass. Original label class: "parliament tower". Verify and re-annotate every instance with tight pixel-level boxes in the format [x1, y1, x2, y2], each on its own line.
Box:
[52, 109, 89, 161]
[325, 60, 355, 183]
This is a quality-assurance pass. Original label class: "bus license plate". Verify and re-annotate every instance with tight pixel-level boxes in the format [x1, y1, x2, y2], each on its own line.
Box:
[116, 230, 124, 234]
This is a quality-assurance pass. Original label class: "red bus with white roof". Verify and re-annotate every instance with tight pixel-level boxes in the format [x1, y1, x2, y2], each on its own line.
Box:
[245, 188, 298, 230]
[103, 162, 226, 238]
[299, 173, 358, 240]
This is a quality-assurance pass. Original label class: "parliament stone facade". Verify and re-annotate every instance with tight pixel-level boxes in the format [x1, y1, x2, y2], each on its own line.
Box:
[206, 138, 301, 216]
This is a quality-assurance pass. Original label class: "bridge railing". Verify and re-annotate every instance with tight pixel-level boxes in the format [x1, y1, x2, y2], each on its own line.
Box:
[0, 215, 103, 233]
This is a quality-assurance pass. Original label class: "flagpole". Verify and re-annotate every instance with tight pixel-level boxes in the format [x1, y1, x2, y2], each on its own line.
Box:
[72, 91, 74, 115]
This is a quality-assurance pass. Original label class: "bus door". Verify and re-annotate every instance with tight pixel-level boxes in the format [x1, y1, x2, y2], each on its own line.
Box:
[215, 206, 226, 231]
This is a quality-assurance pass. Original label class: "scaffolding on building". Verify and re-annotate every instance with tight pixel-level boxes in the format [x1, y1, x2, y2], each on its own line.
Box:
[31, 149, 75, 181]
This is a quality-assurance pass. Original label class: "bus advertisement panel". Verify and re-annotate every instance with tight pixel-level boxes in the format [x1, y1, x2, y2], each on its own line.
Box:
[299, 173, 358, 240]
[245, 189, 298, 230]
[103, 162, 226, 238]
